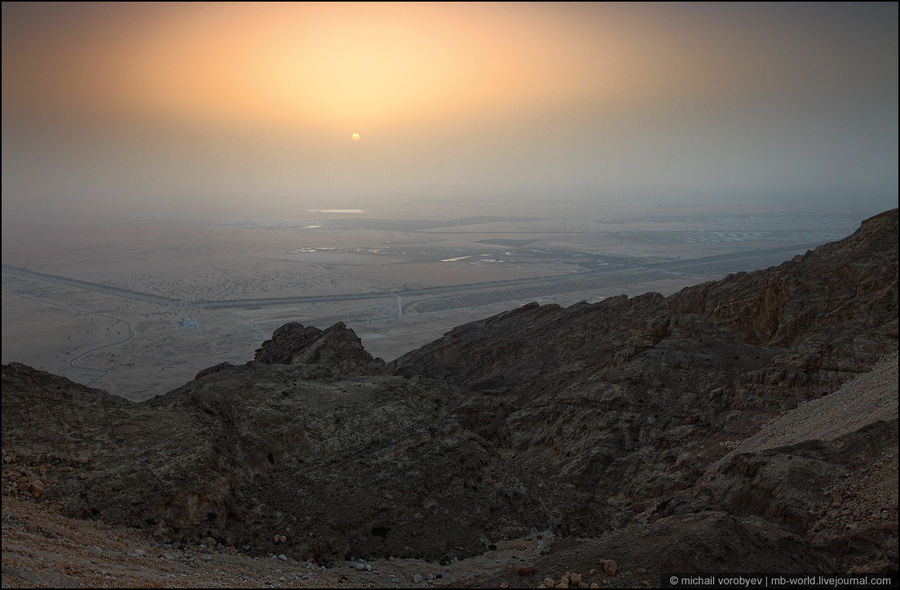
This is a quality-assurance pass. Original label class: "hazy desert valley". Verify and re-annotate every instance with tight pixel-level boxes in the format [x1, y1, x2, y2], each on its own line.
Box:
[1, 205, 862, 401]
[2, 2, 898, 587]
[2, 206, 898, 588]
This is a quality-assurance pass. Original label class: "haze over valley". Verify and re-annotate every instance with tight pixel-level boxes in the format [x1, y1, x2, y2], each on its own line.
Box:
[3, 3, 896, 400]
[2, 200, 882, 401]
[1, 3, 897, 586]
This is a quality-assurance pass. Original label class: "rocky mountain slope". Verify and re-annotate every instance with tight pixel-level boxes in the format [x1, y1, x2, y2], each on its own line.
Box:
[2, 208, 897, 583]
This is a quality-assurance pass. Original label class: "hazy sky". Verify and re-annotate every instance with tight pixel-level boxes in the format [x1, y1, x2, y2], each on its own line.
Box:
[2, 2, 897, 221]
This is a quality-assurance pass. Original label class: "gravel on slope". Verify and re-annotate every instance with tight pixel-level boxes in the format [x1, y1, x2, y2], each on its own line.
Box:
[1, 495, 551, 588]
[710, 352, 898, 469]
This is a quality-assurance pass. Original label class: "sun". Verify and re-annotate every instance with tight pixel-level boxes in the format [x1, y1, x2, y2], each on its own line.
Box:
[351, 132, 360, 142]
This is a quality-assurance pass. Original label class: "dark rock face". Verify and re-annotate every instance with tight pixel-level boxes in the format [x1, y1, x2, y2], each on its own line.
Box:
[1, 362, 543, 561]
[2, 209, 897, 572]
[392, 210, 898, 408]
[474, 511, 836, 587]
[255, 321, 385, 377]
[389, 209, 898, 530]
[254, 322, 324, 364]
[194, 362, 233, 379]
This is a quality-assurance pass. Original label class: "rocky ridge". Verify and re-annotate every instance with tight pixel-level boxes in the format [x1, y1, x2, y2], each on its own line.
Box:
[254, 321, 386, 377]
[2, 208, 898, 583]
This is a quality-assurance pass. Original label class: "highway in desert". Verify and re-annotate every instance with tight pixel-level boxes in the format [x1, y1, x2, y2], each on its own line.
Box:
[2, 241, 820, 313]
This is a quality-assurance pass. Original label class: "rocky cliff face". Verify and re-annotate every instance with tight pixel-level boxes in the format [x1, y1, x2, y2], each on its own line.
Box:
[2, 209, 897, 576]
[254, 320, 386, 376]
[391, 208, 898, 531]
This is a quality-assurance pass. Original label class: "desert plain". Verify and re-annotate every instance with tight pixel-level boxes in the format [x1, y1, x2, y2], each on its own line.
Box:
[2, 205, 862, 401]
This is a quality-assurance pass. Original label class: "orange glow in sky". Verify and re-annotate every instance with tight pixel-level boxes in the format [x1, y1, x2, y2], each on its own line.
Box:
[3, 3, 697, 134]
[2, 2, 896, 219]
[111, 3, 616, 130]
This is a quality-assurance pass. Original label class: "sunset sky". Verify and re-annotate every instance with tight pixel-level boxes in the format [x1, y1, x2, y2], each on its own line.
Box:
[2, 2, 897, 221]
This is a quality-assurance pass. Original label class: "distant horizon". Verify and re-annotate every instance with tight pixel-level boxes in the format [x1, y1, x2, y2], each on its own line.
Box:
[1, 190, 896, 230]
[2, 2, 897, 227]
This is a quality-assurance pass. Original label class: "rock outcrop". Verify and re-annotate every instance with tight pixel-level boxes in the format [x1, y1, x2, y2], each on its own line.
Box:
[389, 208, 898, 537]
[2, 209, 897, 574]
[1, 361, 546, 562]
[254, 321, 385, 377]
